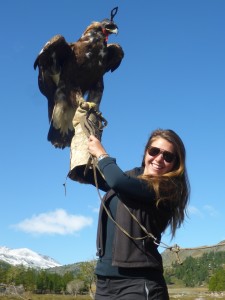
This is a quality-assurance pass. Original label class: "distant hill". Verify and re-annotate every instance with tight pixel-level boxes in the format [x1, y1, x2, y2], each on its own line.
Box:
[47, 261, 82, 276]
[162, 240, 225, 268]
[48, 241, 225, 275]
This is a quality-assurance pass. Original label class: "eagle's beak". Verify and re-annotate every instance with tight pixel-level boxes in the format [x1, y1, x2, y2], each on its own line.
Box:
[110, 28, 118, 35]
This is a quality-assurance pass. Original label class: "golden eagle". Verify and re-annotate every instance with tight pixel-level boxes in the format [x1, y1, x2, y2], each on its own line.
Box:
[34, 7, 124, 149]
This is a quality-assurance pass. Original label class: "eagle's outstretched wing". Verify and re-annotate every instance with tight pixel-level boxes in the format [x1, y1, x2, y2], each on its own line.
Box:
[34, 15, 124, 149]
[34, 35, 72, 122]
[34, 35, 78, 148]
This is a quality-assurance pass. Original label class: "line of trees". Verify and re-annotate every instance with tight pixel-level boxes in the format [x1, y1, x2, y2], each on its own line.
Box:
[0, 260, 96, 296]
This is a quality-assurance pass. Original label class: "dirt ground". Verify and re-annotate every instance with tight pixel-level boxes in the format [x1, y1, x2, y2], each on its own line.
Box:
[168, 287, 225, 299]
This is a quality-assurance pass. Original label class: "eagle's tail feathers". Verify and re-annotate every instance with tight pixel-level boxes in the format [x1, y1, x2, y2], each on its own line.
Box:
[47, 123, 74, 149]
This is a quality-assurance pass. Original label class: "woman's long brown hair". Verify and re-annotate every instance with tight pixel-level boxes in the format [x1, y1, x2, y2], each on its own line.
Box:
[141, 129, 190, 237]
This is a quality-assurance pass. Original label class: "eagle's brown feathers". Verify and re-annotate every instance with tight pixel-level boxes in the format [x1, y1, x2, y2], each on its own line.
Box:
[34, 18, 124, 149]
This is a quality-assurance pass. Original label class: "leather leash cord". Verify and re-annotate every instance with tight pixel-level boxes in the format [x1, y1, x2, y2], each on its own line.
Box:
[79, 108, 225, 264]
[91, 161, 185, 263]
[80, 108, 183, 262]
[80, 108, 156, 241]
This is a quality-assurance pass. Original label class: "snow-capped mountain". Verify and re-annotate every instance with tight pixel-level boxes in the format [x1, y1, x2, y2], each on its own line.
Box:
[0, 246, 62, 269]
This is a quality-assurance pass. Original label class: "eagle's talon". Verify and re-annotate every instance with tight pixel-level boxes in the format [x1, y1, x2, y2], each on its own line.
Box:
[80, 101, 97, 111]
[86, 102, 97, 110]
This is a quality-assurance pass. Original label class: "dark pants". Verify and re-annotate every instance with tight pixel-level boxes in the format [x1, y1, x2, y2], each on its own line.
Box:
[95, 275, 169, 300]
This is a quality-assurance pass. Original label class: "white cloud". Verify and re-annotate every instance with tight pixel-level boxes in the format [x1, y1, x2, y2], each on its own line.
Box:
[188, 205, 203, 218]
[203, 205, 219, 217]
[92, 207, 100, 213]
[12, 209, 93, 235]
[88, 203, 100, 213]
[187, 204, 219, 219]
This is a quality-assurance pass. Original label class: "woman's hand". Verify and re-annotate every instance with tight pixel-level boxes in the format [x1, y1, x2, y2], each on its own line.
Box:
[88, 135, 107, 159]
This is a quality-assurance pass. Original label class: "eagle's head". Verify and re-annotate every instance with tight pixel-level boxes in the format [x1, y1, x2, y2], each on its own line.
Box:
[100, 19, 118, 35]
[81, 7, 119, 41]
[82, 20, 118, 42]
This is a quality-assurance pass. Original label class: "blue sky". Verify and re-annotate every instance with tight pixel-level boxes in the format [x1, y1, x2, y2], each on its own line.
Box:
[1, 0, 225, 266]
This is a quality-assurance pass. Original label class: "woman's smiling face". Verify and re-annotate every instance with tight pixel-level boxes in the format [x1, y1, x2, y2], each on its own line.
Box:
[144, 137, 176, 176]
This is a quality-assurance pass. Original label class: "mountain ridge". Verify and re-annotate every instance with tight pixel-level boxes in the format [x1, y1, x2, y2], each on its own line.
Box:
[0, 246, 61, 269]
[1, 241, 225, 272]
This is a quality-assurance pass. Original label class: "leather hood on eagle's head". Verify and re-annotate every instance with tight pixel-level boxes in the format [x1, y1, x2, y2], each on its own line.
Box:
[100, 19, 118, 35]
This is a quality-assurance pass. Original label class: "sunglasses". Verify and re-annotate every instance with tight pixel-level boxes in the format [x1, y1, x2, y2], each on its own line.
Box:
[147, 147, 176, 163]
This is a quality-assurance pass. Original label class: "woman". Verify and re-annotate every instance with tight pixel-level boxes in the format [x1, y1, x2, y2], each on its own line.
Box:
[86, 129, 190, 300]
